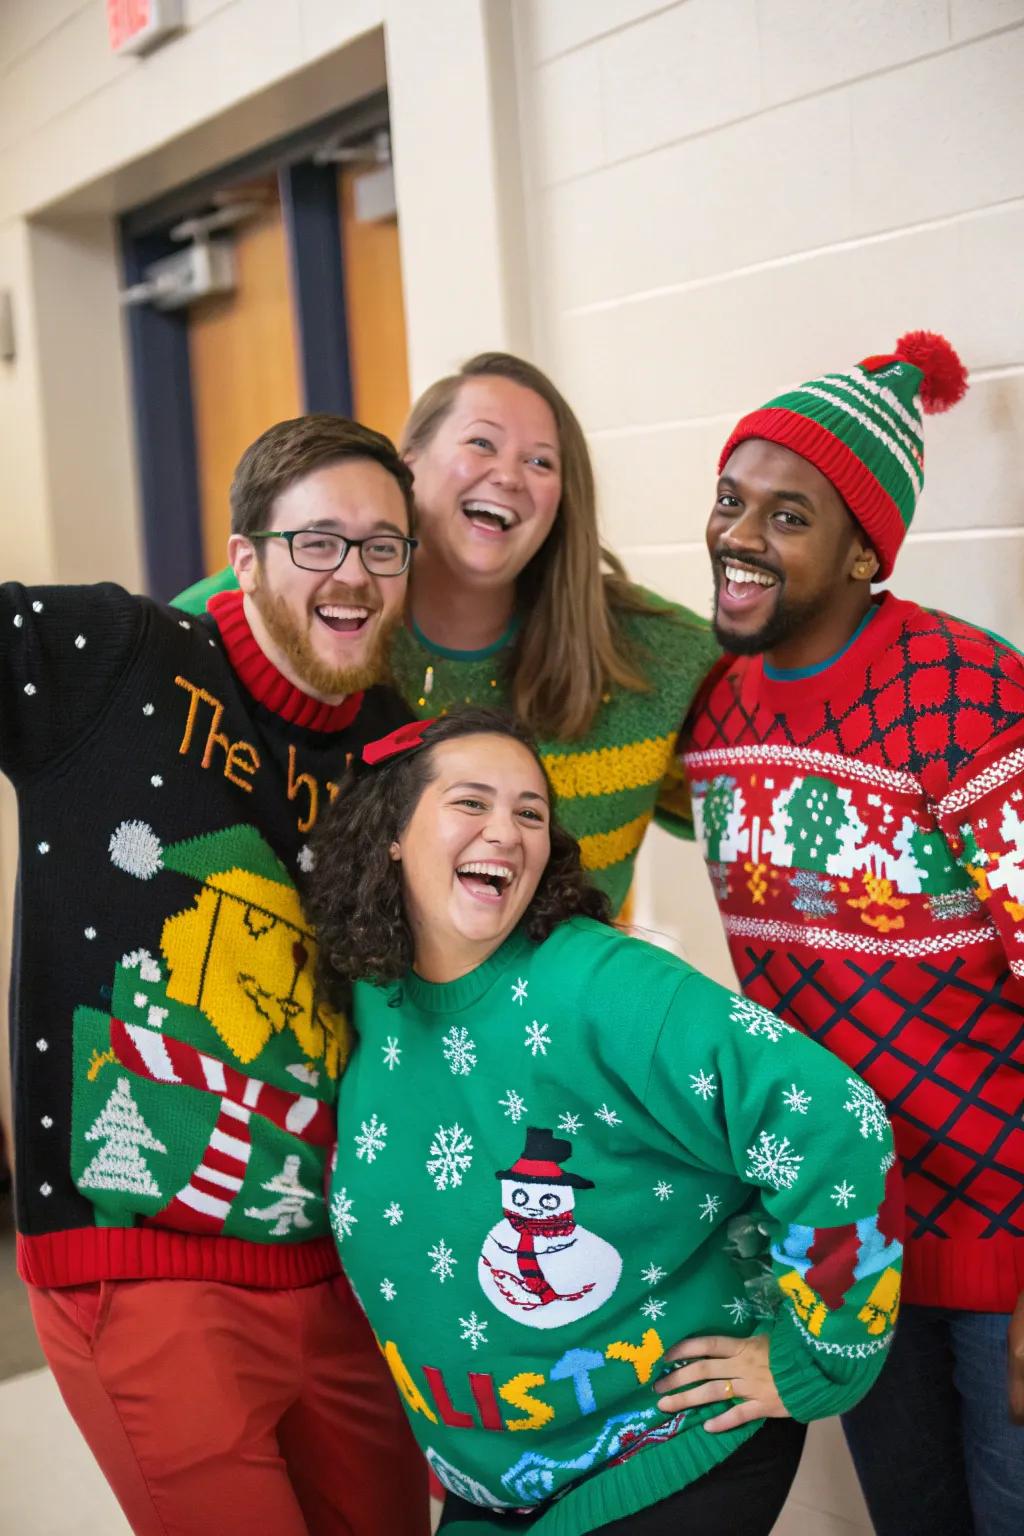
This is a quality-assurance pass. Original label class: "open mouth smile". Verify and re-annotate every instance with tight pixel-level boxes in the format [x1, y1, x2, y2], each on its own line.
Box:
[315, 603, 376, 634]
[455, 860, 516, 903]
[716, 557, 781, 616]
[462, 500, 519, 536]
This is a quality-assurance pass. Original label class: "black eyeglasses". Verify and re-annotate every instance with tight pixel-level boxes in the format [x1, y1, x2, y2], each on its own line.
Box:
[248, 529, 417, 577]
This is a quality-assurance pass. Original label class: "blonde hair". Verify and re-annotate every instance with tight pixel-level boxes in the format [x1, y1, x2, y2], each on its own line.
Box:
[402, 353, 663, 740]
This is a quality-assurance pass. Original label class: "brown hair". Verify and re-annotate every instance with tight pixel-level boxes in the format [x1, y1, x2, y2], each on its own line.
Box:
[230, 414, 415, 537]
[307, 708, 611, 1003]
[402, 353, 666, 740]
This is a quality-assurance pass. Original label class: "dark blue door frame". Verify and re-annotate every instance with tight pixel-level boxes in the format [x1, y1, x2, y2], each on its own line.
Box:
[120, 93, 387, 600]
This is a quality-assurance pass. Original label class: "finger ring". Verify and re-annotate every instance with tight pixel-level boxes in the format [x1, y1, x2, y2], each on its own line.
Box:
[722, 1380, 734, 1399]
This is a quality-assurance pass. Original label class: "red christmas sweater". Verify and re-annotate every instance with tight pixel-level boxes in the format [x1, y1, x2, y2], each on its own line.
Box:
[681, 593, 1024, 1311]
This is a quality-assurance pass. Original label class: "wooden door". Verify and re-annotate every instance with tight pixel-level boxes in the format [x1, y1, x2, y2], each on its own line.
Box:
[338, 164, 411, 450]
[188, 184, 302, 574]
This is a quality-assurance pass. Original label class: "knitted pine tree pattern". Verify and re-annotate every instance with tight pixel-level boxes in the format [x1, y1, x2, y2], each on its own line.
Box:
[684, 593, 1024, 1311]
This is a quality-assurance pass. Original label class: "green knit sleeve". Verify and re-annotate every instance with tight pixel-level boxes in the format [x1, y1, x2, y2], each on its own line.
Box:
[642, 969, 903, 1421]
[171, 565, 238, 614]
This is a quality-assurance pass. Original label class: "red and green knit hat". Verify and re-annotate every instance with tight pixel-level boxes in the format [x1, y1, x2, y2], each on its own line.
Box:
[718, 331, 968, 578]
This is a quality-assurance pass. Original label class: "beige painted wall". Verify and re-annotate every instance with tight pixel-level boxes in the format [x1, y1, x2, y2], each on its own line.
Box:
[1, 2, 1022, 1530]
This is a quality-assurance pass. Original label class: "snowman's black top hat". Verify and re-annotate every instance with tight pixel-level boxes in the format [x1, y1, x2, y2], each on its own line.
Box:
[496, 1126, 595, 1189]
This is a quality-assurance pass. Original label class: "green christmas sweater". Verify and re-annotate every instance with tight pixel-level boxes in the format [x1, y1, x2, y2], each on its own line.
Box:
[173, 570, 719, 913]
[330, 918, 904, 1533]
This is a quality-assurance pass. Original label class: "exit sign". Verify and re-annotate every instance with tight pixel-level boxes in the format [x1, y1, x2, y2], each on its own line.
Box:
[108, 0, 183, 56]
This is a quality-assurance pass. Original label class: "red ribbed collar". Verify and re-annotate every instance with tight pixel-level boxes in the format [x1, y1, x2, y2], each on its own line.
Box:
[208, 589, 364, 732]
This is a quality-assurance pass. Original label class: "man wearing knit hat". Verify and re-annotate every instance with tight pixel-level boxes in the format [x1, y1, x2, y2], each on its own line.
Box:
[675, 334, 1024, 1534]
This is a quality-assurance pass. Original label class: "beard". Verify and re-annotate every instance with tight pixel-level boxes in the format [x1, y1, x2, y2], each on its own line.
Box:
[251, 582, 399, 698]
[711, 567, 835, 657]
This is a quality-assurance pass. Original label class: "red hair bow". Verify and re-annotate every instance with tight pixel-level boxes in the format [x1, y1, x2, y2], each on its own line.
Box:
[361, 718, 436, 767]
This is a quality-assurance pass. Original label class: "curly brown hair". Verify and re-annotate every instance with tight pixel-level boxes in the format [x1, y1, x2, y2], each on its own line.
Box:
[307, 708, 611, 1005]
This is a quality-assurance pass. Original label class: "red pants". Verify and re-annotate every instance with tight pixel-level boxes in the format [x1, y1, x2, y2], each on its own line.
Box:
[29, 1274, 429, 1536]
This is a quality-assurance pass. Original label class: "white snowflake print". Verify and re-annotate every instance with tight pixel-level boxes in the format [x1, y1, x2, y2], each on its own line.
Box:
[329, 1187, 358, 1243]
[831, 1181, 856, 1209]
[109, 820, 163, 881]
[84, 927, 96, 940]
[843, 1077, 889, 1142]
[723, 1295, 753, 1326]
[36, 1039, 49, 1052]
[782, 1083, 812, 1115]
[150, 776, 163, 788]
[426, 1123, 474, 1191]
[640, 1263, 666, 1286]
[40, 1183, 52, 1197]
[880, 1150, 896, 1175]
[746, 1131, 804, 1192]
[40, 1116, 53, 1129]
[442, 1024, 477, 1076]
[512, 977, 528, 1005]
[296, 844, 315, 874]
[382, 1036, 402, 1071]
[142, 703, 154, 716]
[75, 635, 86, 649]
[12, 614, 22, 628]
[594, 1103, 622, 1128]
[31, 601, 43, 613]
[689, 1069, 718, 1102]
[524, 1020, 550, 1057]
[459, 1311, 488, 1351]
[558, 1111, 583, 1135]
[178, 619, 190, 629]
[640, 1297, 667, 1321]
[653, 1180, 674, 1202]
[383, 1202, 404, 1226]
[23, 683, 36, 696]
[37, 841, 50, 855]
[354, 1113, 388, 1164]
[698, 1193, 722, 1222]
[500, 1089, 528, 1124]
[730, 996, 793, 1043]
[380, 1278, 397, 1302]
[429, 1238, 458, 1283]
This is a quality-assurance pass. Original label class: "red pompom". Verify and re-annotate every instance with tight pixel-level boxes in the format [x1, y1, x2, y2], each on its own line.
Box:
[894, 330, 968, 414]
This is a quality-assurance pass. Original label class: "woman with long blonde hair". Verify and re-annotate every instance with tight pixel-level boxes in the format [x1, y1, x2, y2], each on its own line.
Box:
[175, 352, 718, 911]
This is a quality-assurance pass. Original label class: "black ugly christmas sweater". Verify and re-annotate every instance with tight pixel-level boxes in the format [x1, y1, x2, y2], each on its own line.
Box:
[2, 584, 409, 1289]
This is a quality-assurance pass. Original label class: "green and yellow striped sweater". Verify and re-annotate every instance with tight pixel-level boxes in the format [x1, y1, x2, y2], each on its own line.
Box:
[389, 596, 718, 912]
[172, 572, 718, 912]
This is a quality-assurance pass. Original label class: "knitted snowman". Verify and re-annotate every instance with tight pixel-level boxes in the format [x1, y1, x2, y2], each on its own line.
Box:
[478, 1127, 622, 1331]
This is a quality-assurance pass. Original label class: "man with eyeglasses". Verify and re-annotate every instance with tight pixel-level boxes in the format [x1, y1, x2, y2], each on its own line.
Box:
[4, 416, 427, 1535]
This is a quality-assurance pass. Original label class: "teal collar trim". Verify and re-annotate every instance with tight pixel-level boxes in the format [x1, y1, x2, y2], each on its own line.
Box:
[409, 612, 520, 662]
[398, 928, 535, 1013]
[764, 604, 879, 682]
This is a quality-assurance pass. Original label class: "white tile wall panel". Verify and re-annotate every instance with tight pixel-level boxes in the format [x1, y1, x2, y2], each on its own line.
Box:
[590, 415, 735, 548]
[601, 0, 762, 164]
[914, 371, 1024, 534]
[0, 0, 89, 77]
[547, 202, 1024, 432]
[518, 0, 680, 65]
[851, 30, 1024, 229]
[950, 0, 1024, 42]
[538, 88, 856, 310]
[757, 0, 949, 107]
[527, 45, 608, 186]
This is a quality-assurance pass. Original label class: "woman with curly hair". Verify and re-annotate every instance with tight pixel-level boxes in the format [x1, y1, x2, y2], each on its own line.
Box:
[308, 707, 904, 1535]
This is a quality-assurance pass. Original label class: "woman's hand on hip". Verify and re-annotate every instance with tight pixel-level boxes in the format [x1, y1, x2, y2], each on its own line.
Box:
[656, 1332, 790, 1433]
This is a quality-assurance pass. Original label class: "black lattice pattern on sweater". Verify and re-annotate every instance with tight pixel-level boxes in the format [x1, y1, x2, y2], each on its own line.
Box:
[738, 946, 1024, 1242]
